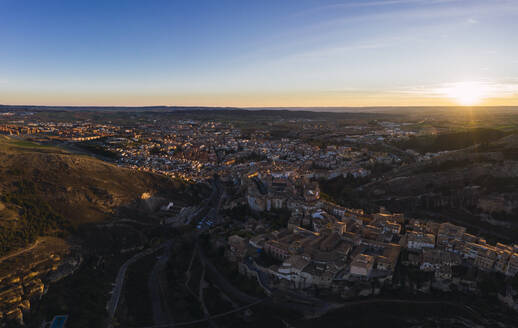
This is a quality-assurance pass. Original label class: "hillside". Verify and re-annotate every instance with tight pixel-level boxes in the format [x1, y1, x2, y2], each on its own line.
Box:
[367, 133, 518, 194]
[359, 133, 518, 239]
[0, 136, 192, 255]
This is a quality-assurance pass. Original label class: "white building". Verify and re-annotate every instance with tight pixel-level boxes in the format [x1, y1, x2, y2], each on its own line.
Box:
[407, 231, 435, 250]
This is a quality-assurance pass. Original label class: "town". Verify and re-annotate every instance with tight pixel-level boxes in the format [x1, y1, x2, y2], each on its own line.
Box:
[1, 108, 518, 327]
[0, 109, 424, 182]
[227, 170, 518, 292]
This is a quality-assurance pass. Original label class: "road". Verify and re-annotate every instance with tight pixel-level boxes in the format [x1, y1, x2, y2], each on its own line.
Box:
[147, 176, 223, 327]
[137, 299, 265, 328]
[329, 297, 484, 321]
[106, 243, 168, 324]
[198, 246, 260, 304]
[149, 241, 174, 325]
[111, 175, 227, 328]
[134, 295, 485, 328]
[198, 258, 218, 328]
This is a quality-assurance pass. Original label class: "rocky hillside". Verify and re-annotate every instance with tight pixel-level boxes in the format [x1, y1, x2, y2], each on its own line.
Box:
[362, 134, 518, 238]
[0, 136, 192, 255]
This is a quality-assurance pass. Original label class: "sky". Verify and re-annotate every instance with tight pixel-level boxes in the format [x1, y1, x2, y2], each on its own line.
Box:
[1, 0, 518, 107]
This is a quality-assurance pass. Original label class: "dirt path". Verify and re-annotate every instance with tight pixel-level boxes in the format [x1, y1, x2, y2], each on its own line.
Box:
[0, 239, 42, 264]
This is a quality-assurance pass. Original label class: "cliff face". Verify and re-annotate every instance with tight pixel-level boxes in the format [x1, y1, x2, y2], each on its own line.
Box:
[365, 135, 518, 227]
[478, 195, 518, 214]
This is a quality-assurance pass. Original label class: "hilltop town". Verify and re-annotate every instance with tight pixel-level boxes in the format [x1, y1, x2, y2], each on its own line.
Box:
[225, 169, 518, 294]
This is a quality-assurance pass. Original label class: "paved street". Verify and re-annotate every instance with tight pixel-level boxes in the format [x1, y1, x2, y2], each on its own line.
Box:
[106, 243, 168, 324]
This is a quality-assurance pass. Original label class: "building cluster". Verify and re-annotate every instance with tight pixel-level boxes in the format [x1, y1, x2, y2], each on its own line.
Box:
[0, 240, 77, 326]
[225, 174, 518, 293]
[111, 120, 383, 182]
[0, 121, 116, 141]
[0, 254, 61, 324]
[404, 220, 518, 279]
[245, 170, 320, 212]
[0, 114, 414, 183]
[228, 192, 404, 290]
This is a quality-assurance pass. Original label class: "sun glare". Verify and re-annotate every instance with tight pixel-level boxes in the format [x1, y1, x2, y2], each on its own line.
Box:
[443, 82, 490, 106]
[441, 81, 488, 106]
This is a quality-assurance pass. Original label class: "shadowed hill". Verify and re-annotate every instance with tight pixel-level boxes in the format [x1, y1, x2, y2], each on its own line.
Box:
[394, 128, 512, 154]
[354, 133, 518, 239]
[367, 133, 518, 194]
[0, 136, 192, 255]
[320, 133, 518, 241]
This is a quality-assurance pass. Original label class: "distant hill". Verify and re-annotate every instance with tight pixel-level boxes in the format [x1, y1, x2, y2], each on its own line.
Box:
[0, 104, 242, 112]
[0, 136, 191, 255]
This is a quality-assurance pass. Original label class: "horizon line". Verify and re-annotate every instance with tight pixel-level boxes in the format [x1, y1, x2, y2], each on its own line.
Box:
[2, 104, 518, 110]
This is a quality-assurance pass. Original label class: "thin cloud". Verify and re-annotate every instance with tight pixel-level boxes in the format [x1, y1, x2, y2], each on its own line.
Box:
[296, 0, 518, 27]
[327, 0, 462, 9]
[290, 38, 401, 59]
[250, 0, 518, 65]
[396, 80, 518, 99]
[294, 0, 462, 16]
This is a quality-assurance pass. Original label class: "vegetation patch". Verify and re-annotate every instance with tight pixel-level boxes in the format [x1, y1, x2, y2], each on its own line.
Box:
[76, 139, 120, 159]
[0, 180, 68, 256]
[395, 128, 509, 154]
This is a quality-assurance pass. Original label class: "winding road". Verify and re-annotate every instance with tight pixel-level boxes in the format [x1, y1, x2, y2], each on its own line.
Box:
[148, 241, 174, 325]
[106, 243, 168, 325]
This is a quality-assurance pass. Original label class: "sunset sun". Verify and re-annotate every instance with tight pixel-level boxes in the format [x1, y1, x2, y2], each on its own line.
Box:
[440, 81, 489, 106]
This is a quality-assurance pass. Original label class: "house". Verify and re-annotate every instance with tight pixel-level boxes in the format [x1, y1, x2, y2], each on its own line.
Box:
[264, 240, 290, 260]
[380, 220, 402, 234]
[420, 249, 442, 271]
[474, 247, 497, 271]
[350, 254, 374, 277]
[407, 231, 435, 251]
[275, 255, 312, 288]
[437, 223, 466, 249]
[435, 264, 452, 280]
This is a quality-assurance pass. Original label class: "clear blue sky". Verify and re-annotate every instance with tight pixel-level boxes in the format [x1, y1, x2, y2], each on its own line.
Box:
[1, 0, 518, 106]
